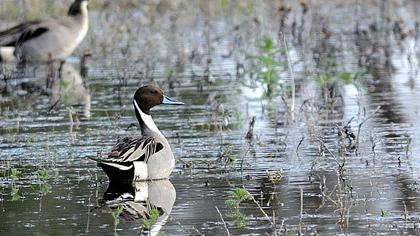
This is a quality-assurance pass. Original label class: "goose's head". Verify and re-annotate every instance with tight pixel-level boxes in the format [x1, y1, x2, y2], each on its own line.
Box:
[68, 0, 89, 16]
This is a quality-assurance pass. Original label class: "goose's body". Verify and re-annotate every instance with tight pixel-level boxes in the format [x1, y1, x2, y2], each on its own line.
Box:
[0, 0, 89, 62]
[92, 85, 183, 181]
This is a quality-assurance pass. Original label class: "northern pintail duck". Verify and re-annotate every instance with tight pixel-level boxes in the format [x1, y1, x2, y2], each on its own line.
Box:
[92, 85, 184, 181]
[0, 0, 89, 62]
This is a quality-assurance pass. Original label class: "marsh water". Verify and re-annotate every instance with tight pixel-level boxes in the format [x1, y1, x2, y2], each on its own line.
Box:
[1, 0, 420, 235]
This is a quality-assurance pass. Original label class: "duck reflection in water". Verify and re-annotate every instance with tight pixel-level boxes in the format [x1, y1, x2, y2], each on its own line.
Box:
[96, 179, 176, 235]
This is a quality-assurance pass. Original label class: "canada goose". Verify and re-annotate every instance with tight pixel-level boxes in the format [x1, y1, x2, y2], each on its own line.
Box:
[0, 0, 89, 62]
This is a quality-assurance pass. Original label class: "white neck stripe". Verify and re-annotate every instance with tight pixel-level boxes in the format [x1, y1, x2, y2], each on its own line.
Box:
[134, 100, 163, 137]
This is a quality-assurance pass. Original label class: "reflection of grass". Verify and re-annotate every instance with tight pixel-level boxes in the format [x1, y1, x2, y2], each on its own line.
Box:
[225, 187, 251, 229]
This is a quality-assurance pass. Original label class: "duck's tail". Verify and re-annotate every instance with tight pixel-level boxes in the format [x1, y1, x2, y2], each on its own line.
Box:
[89, 153, 134, 171]
[91, 158, 135, 182]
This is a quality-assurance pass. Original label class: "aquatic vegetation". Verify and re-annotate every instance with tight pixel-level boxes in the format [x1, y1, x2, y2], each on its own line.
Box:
[37, 168, 53, 196]
[37, 168, 53, 180]
[381, 208, 391, 217]
[245, 36, 285, 99]
[9, 168, 21, 181]
[39, 183, 52, 196]
[266, 170, 284, 184]
[218, 146, 237, 167]
[142, 208, 160, 230]
[314, 62, 366, 88]
[225, 187, 251, 229]
[10, 185, 21, 201]
[111, 205, 125, 236]
[220, 0, 230, 8]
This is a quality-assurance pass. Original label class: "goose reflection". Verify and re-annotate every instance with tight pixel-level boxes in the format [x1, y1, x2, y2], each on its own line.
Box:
[98, 179, 176, 235]
[51, 62, 91, 118]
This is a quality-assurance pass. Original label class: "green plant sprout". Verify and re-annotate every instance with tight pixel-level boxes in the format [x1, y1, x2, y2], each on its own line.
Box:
[37, 168, 53, 196]
[11, 185, 21, 201]
[225, 187, 252, 229]
[39, 183, 52, 196]
[10, 168, 21, 181]
[38, 168, 53, 180]
[142, 208, 160, 230]
[314, 59, 366, 88]
[111, 205, 125, 236]
[381, 208, 391, 217]
[245, 36, 285, 99]
[266, 170, 284, 184]
[220, 146, 236, 165]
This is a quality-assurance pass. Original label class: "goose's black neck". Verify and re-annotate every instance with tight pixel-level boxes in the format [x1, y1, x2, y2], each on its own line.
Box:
[68, 1, 84, 16]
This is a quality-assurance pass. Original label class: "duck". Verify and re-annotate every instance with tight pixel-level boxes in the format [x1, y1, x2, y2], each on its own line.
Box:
[0, 0, 89, 62]
[91, 85, 184, 182]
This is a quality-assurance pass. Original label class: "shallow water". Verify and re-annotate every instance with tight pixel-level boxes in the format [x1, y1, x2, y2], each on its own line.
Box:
[1, 0, 420, 235]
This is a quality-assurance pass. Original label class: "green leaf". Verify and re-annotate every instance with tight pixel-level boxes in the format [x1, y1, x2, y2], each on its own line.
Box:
[142, 208, 160, 230]
[38, 168, 52, 180]
[10, 168, 21, 180]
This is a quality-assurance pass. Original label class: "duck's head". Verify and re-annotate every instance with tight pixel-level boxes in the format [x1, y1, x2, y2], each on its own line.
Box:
[68, 0, 89, 16]
[133, 85, 184, 115]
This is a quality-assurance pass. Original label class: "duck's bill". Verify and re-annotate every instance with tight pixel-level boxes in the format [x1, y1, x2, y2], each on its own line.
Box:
[162, 96, 184, 105]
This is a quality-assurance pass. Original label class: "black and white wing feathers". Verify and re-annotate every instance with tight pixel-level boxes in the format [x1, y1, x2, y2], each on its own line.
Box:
[0, 20, 48, 47]
[94, 136, 164, 164]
